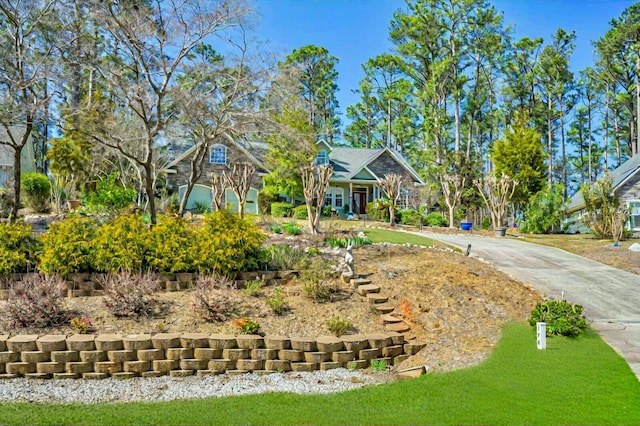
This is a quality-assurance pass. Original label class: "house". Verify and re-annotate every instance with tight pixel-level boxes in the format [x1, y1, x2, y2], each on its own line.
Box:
[162, 134, 270, 215]
[566, 154, 640, 232]
[315, 140, 425, 216]
[0, 126, 36, 187]
[163, 136, 426, 216]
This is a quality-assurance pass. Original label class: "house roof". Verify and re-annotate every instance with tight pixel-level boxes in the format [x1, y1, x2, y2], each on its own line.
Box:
[162, 133, 270, 174]
[325, 145, 425, 185]
[566, 154, 640, 213]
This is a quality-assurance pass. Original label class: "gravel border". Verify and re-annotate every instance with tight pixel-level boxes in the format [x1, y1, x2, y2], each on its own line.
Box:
[0, 369, 397, 404]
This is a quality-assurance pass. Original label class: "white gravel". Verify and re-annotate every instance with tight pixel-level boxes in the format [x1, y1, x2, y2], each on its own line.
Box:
[0, 369, 395, 404]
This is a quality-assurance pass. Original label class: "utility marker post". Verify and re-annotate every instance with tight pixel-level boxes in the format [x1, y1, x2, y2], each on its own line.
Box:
[536, 322, 546, 350]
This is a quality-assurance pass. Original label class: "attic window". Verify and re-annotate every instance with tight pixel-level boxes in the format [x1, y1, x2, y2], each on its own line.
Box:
[315, 149, 329, 165]
[210, 144, 227, 165]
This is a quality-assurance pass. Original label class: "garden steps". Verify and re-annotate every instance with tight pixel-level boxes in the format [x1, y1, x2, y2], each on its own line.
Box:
[356, 284, 380, 296]
[373, 304, 395, 314]
[384, 321, 410, 333]
[366, 293, 388, 304]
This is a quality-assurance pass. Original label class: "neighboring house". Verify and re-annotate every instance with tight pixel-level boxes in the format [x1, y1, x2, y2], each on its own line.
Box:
[566, 154, 640, 232]
[162, 134, 270, 214]
[163, 136, 425, 217]
[316, 141, 426, 216]
[0, 126, 36, 187]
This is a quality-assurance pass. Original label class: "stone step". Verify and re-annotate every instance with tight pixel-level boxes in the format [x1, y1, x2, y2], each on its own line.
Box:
[385, 322, 411, 333]
[373, 304, 395, 314]
[380, 314, 402, 324]
[366, 293, 388, 304]
[350, 277, 372, 288]
[397, 365, 427, 379]
[357, 284, 380, 296]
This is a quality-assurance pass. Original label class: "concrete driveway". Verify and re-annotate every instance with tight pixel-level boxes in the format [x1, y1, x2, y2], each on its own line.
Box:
[414, 230, 640, 380]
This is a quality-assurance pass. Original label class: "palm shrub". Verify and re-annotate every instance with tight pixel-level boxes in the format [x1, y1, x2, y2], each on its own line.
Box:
[194, 210, 266, 275]
[39, 214, 97, 277]
[0, 222, 41, 275]
[146, 215, 196, 273]
[20, 172, 51, 213]
[529, 299, 588, 337]
[92, 214, 150, 273]
[425, 212, 447, 227]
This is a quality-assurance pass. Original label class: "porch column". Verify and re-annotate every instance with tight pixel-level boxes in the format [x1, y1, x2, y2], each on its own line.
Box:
[349, 183, 353, 213]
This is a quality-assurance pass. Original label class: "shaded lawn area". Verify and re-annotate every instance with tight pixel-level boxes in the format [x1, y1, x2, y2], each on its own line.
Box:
[2, 323, 639, 425]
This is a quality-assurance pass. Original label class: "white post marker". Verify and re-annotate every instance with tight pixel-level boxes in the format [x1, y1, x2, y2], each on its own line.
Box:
[536, 322, 546, 350]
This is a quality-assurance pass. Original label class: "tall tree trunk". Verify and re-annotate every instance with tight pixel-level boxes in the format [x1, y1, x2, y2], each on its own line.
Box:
[547, 94, 553, 186]
[636, 53, 640, 157]
[560, 99, 567, 199]
[603, 91, 609, 178]
[11, 148, 22, 223]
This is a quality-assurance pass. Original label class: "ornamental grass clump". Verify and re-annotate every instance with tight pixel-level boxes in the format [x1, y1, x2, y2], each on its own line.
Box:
[99, 271, 160, 318]
[4, 274, 70, 328]
[326, 315, 352, 337]
[192, 275, 237, 322]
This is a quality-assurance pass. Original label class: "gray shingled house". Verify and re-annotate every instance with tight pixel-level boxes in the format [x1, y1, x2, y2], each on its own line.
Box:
[566, 154, 640, 232]
[163, 137, 425, 216]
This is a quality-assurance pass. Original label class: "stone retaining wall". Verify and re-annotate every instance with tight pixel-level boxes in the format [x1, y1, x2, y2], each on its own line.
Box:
[0, 333, 426, 379]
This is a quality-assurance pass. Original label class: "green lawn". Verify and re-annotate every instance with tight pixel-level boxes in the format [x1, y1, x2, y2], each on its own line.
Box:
[2, 323, 639, 425]
[363, 227, 438, 247]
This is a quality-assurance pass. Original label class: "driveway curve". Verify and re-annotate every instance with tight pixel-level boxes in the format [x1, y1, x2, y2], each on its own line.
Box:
[413, 231, 640, 380]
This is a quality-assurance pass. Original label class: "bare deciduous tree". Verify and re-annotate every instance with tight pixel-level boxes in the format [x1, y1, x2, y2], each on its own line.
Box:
[211, 173, 226, 212]
[440, 173, 466, 228]
[300, 164, 333, 234]
[378, 173, 404, 227]
[0, 0, 60, 221]
[223, 162, 256, 218]
[84, 0, 248, 224]
[474, 173, 518, 230]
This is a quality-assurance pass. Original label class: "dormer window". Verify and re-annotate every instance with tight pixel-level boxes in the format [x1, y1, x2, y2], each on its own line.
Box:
[315, 149, 329, 165]
[210, 144, 227, 164]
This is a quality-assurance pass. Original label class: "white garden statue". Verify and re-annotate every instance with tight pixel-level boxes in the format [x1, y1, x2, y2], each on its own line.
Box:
[344, 240, 354, 275]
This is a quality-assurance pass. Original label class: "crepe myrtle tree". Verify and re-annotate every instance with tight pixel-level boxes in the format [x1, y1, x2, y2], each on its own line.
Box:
[474, 173, 518, 230]
[223, 161, 256, 218]
[378, 173, 404, 227]
[300, 163, 333, 234]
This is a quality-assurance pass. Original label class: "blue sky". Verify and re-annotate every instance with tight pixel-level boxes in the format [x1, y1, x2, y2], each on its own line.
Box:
[256, 0, 635, 125]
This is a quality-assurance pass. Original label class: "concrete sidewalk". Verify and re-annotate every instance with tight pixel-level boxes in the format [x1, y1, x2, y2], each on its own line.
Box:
[415, 231, 640, 380]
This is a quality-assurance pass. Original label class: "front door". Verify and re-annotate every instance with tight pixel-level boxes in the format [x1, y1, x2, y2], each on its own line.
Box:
[352, 190, 367, 214]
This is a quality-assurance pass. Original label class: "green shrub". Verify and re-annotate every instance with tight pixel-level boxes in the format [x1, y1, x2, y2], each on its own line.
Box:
[529, 300, 588, 337]
[194, 210, 266, 275]
[283, 222, 301, 235]
[5, 274, 70, 328]
[399, 209, 424, 226]
[371, 359, 387, 371]
[294, 205, 315, 219]
[481, 217, 491, 230]
[0, 222, 41, 275]
[82, 173, 136, 216]
[146, 215, 196, 273]
[326, 315, 352, 337]
[270, 202, 294, 218]
[39, 214, 97, 277]
[270, 224, 282, 234]
[92, 214, 150, 273]
[366, 200, 389, 221]
[520, 184, 567, 234]
[425, 211, 447, 227]
[267, 287, 287, 314]
[21, 172, 51, 213]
